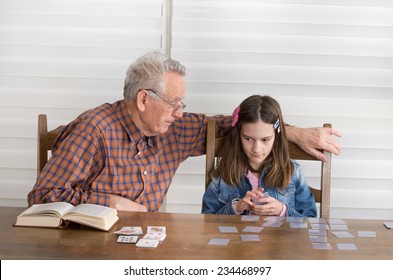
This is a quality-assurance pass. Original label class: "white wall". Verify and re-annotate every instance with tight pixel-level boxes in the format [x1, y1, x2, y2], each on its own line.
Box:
[1, 0, 392, 219]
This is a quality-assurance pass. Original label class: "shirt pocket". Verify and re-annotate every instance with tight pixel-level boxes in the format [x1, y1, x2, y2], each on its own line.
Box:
[218, 193, 239, 205]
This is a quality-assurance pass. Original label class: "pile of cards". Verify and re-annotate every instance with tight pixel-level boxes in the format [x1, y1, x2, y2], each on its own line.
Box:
[114, 226, 167, 248]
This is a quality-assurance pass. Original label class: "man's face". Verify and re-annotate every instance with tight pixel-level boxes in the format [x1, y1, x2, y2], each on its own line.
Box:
[140, 72, 186, 136]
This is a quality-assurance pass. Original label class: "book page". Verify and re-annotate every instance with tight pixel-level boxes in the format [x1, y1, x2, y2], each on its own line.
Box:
[20, 202, 75, 217]
[67, 204, 115, 218]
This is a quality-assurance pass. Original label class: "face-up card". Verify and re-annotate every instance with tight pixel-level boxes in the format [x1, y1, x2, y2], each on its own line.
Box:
[117, 235, 138, 244]
[147, 226, 166, 234]
[242, 226, 264, 233]
[136, 239, 159, 248]
[358, 231, 376, 237]
[264, 216, 285, 222]
[208, 238, 230, 246]
[143, 232, 167, 241]
[308, 235, 328, 243]
[240, 234, 261, 241]
[312, 242, 332, 250]
[330, 231, 354, 238]
[218, 226, 238, 233]
[241, 215, 260, 222]
[308, 229, 327, 236]
[290, 222, 308, 229]
[114, 226, 143, 235]
[337, 243, 357, 250]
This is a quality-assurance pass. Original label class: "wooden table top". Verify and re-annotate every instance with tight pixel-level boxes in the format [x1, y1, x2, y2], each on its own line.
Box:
[1, 206, 392, 260]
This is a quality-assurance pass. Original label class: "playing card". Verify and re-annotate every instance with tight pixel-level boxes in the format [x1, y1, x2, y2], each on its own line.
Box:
[240, 234, 261, 241]
[384, 222, 393, 229]
[264, 216, 284, 222]
[208, 238, 230, 246]
[218, 226, 238, 233]
[117, 235, 138, 244]
[241, 215, 260, 222]
[358, 231, 376, 237]
[310, 223, 330, 230]
[136, 239, 159, 248]
[308, 218, 327, 224]
[308, 235, 328, 243]
[327, 218, 346, 225]
[337, 243, 357, 250]
[147, 226, 166, 234]
[242, 226, 263, 233]
[114, 226, 143, 235]
[262, 221, 283, 228]
[329, 224, 349, 231]
[143, 231, 167, 241]
[286, 217, 304, 223]
[290, 222, 308, 229]
[330, 231, 354, 238]
[312, 242, 332, 250]
[252, 192, 269, 205]
[308, 229, 327, 236]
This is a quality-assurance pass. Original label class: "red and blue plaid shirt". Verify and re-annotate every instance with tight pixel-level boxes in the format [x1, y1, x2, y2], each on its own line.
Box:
[28, 100, 231, 211]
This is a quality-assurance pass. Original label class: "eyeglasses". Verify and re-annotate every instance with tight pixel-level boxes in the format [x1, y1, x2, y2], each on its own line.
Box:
[143, 89, 186, 112]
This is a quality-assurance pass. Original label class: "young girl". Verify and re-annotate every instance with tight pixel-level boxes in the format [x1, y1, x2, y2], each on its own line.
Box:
[202, 95, 317, 217]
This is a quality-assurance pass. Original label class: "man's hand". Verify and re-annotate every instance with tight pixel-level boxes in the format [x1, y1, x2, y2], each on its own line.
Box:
[109, 195, 148, 212]
[286, 126, 342, 161]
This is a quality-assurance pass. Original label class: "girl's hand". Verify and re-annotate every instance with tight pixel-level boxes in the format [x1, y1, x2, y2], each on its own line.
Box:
[232, 188, 264, 213]
[251, 196, 284, 216]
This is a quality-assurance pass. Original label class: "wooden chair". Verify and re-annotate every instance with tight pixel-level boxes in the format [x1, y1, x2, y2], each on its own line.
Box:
[37, 114, 65, 177]
[205, 119, 332, 219]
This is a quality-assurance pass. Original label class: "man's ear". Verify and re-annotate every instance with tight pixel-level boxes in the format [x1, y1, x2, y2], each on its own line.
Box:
[136, 90, 148, 112]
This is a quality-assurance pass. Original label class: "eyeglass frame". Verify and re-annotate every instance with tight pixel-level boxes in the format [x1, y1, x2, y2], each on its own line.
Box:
[141, 89, 186, 112]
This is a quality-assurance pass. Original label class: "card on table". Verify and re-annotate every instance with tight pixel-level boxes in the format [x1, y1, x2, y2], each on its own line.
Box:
[337, 243, 358, 251]
[262, 221, 283, 228]
[218, 226, 238, 233]
[290, 222, 308, 229]
[358, 231, 376, 237]
[310, 223, 330, 230]
[384, 222, 393, 229]
[330, 231, 354, 238]
[143, 231, 167, 241]
[286, 217, 304, 223]
[312, 242, 332, 250]
[308, 229, 327, 236]
[208, 238, 230, 246]
[240, 234, 261, 241]
[136, 239, 159, 248]
[241, 215, 260, 222]
[329, 224, 349, 231]
[308, 218, 327, 224]
[114, 226, 143, 235]
[242, 226, 264, 233]
[147, 226, 166, 234]
[308, 235, 328, 243]
[117, 235, 138, 244]
[327, 218, 346, 225]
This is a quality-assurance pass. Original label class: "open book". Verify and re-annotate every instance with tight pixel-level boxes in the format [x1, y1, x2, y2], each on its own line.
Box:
[15, 202, 119, 231]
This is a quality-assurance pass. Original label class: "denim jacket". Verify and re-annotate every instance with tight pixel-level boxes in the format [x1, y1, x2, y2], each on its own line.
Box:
[202, 160, 317, 217]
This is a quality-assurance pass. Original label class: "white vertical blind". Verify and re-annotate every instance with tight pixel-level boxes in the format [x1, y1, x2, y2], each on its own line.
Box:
[167, 0, 393, 219]
[0, 0, 166, 206]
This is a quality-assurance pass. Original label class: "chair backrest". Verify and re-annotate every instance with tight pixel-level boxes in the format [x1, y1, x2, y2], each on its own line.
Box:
[37, 114, 66, 177]
[205, 119, 332, 219]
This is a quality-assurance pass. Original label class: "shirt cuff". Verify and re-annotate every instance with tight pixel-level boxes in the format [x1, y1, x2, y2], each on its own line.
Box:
[279, 203, 287, 217]
[232, 198, 244, 215]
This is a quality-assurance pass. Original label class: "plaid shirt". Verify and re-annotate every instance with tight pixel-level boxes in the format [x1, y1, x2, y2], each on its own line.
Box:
[28, 100, 231, 211]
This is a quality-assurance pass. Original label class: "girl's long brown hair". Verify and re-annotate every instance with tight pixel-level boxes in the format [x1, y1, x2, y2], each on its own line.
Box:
[212, 95, 293, 190]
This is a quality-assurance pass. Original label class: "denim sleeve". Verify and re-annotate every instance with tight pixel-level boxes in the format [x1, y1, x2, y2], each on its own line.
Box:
[202, 177, 238, 215]
[286, 162, 318, 217]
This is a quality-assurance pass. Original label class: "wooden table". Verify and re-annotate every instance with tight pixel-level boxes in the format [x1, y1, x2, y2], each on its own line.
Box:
[1, 206, 392, 260]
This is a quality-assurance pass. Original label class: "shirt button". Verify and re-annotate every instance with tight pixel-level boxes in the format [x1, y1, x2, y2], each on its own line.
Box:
[143, 170, 147, 175]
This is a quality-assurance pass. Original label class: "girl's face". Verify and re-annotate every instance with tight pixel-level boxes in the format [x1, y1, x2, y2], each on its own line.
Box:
[240, 120, 275, 171]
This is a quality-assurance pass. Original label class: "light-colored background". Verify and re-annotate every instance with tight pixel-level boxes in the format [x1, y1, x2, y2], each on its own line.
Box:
[1, 0, 392, 219]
